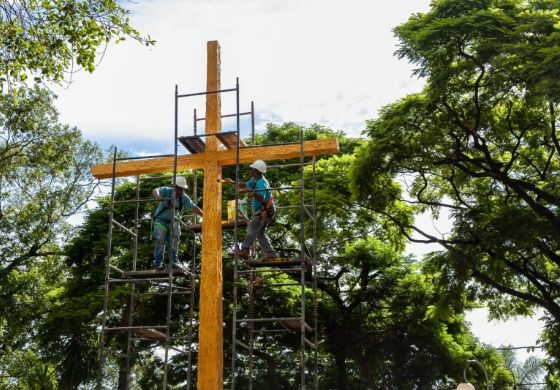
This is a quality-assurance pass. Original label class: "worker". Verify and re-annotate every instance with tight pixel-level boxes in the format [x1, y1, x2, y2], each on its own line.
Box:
[224, 160, 278, 261]
[152, 176, 203, 270]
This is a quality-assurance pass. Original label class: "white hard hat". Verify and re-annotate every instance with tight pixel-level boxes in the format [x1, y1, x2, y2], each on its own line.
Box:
[249, 160, 267, 173]
[174, 176, 187, 188]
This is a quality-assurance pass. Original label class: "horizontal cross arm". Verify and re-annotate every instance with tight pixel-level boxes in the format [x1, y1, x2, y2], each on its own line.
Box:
[91, 139, 339, 179]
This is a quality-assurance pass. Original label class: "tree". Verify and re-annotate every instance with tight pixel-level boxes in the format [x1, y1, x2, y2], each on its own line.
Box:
[41, 123, 500, 388]
[0, 84, 110, 390]
[222, 124, 494, 389]
[40, 176, 200, 388]
[296, 147, 488, 389]
[350, 0, 560, 384]
[0, 87, 102, 372]
[493, 348, 544, 389]
[0, 1, 152, 386]
[0, 350, 57, 390]
[0, 86, 102, 280]
[0, 0, 154, 88]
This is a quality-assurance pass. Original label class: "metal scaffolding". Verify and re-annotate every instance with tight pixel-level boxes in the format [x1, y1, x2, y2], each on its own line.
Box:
[174, 78, 319, 388]
[230, 129, 319, 390]
[97, 153, 199, 389]
[98, 78, 318, 389]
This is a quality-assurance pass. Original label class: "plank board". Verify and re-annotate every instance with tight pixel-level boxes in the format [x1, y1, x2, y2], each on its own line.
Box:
[197, 40, 224, 390]
[188, 219, 248, 233]
[124, 268, 189, 278]
[280, 319, 313, 333]
[132, 328, 167, 341]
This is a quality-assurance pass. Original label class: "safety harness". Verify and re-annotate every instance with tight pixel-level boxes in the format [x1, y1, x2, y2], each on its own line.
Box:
[152, 192, 183, 234]
[250, 177, 276, 221]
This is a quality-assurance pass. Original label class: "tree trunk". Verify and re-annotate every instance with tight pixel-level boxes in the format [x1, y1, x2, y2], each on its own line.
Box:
[351, 349, 377, 390]
[333, 345, 349, 390]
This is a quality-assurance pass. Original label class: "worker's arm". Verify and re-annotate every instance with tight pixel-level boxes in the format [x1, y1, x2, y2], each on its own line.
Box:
[182, 193, 203, 218]
[152, 188, 162, 201]
[223, 178, 247, 190]
[193, 205, 203, 217]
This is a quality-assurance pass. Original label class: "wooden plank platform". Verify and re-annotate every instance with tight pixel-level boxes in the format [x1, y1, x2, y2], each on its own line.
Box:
[245, 257, 311, 268]
[132, 328, 167, 341]
[124, 268, 189, 278]
[188, 219, 248, 233]
[280, 319, 313, 333]
[215, 131, 247, 149]
[178, 135, 206, 154]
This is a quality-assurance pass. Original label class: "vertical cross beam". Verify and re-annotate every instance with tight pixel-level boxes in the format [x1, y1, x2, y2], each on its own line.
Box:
[197, 40, 224, 389]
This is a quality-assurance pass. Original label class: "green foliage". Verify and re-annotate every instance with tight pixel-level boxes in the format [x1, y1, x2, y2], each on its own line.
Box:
[0, 0, 154, 88]
[0, 2, 151, 387]
[489, 349, 545, 390]
[33, 123, 496, 388]
[0, 350, 57, 390]
[0, 86, 102, 388]
[313, 237, 491, 389]
[0, 86, 102, 277]
[40, 174, 201, 388]
[352, 0, 560, 382]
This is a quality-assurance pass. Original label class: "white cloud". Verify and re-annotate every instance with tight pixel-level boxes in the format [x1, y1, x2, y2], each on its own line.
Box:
[52, 0, 430, 146]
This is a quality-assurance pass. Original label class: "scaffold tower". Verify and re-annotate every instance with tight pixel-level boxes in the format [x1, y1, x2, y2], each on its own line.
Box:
[230, 128, 319, 389]
[91, 40, 339, 390]
[97, 154, 199, 389]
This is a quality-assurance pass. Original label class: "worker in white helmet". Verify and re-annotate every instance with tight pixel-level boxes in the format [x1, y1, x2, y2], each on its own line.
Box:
[224, 160, 278, 261]
[151, 176, 203, 270]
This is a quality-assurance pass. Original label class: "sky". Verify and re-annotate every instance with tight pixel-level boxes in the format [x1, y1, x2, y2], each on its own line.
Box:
[53, 0, 429, 153]
[52, 0, 544, 363]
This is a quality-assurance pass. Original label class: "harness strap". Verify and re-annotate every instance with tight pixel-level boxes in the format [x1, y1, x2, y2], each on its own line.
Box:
[250, 178, 275, 212]
[264, 192, 275, 211]
[154, 221, 169, 231]
[154, 192, 183, 219]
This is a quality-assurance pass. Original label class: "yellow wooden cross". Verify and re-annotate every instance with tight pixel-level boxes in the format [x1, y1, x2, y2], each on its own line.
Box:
[92, 41, 339, 389]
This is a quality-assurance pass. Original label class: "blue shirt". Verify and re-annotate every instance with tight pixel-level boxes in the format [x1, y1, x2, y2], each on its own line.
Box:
[246, 176, 273, 213]
[154, 187, 195, 222]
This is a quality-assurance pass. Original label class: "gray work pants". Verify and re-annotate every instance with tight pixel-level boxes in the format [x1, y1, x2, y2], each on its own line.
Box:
[241, 214, 278, 257]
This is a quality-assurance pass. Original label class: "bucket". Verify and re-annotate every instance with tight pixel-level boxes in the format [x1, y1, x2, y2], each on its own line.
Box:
[227, 199, 248, 221]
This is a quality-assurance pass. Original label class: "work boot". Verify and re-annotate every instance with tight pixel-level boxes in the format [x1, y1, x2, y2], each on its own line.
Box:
[152, 262, 165, 271]
[235, 247, 249, 259]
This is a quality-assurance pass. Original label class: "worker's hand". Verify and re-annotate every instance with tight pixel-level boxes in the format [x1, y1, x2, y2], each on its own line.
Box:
[223, 178, 234, 185]
[260, 210, 268, 220]
[239, 188, 249, 194]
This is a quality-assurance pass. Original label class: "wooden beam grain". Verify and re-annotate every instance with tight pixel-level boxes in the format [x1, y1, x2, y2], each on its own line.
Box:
[198, 40, 224, 390]
[91, 139, 339, 179]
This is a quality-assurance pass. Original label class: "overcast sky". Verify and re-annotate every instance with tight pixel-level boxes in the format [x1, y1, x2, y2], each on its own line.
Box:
[52, 0, 544, 361]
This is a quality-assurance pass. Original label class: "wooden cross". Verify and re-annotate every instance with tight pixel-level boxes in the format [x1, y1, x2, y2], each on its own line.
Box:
[92, 41, 339, 389]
